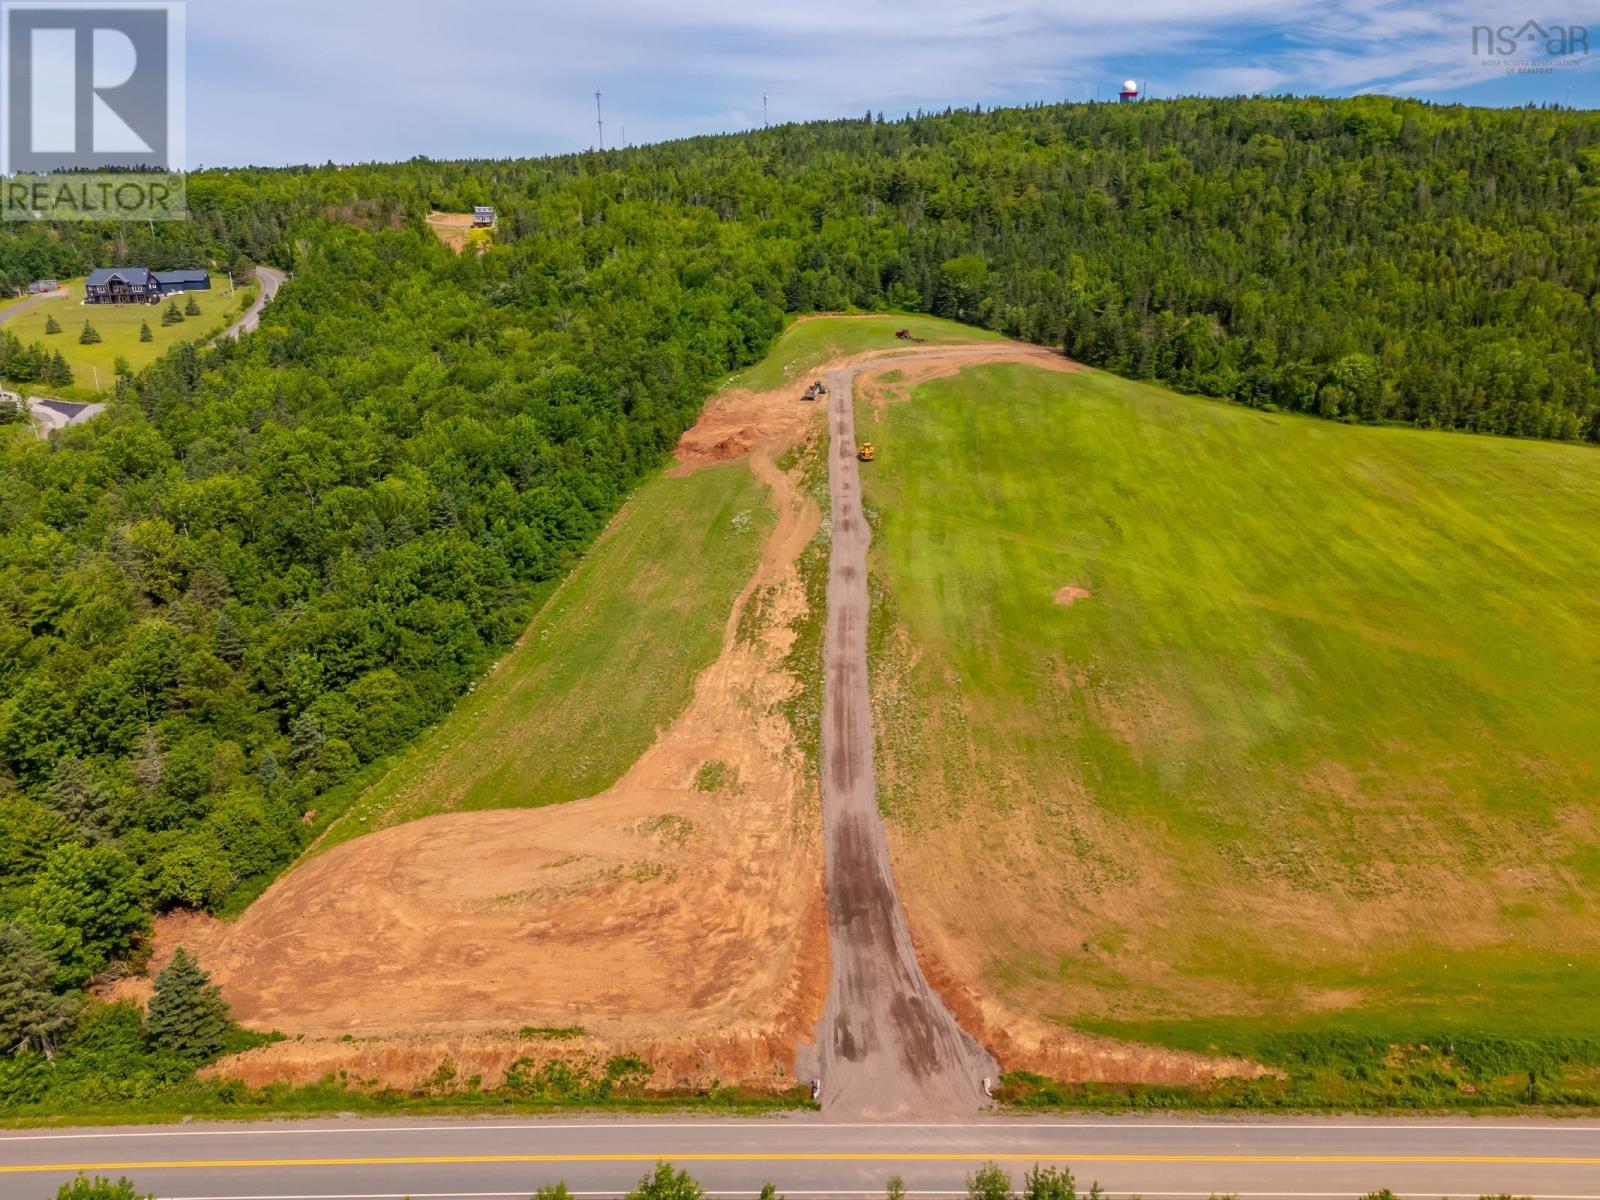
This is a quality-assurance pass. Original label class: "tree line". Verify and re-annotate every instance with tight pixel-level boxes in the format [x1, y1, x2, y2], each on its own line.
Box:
[1, 94, 1596, 1113]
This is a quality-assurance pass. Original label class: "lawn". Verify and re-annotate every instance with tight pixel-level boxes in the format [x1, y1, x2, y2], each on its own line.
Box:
[323, 459, 772, 849]
[859, 360, 1600, 1061]
[0, 275, 255, 400]
[727, 312, 1003, 392]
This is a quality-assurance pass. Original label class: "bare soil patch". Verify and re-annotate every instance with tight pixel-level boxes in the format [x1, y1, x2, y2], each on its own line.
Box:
[152, 368, 833, 1089]
[133, 328, 1259, 1095]
[1054, 585, 1091, 606]
[426, 211, 478, 254]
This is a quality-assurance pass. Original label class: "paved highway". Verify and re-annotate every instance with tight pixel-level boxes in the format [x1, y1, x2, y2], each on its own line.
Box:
[4, 1115, 1600, 1200]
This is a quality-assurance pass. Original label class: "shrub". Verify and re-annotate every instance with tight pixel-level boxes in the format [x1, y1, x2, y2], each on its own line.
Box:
[625, 1163, 704, 1200]
[53, 1177, 153, 1200]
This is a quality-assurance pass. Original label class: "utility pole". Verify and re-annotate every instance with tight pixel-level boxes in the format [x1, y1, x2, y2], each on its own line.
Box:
[595, 91, 603, 151]
[763, 91, 768, 128]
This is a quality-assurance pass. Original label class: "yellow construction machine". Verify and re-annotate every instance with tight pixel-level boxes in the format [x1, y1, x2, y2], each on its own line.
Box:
[857, 442, 875, 462]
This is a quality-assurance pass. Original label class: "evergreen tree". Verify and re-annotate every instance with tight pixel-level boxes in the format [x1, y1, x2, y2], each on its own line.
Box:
[145, 946, 230, 1060]
[43, 313, 61, 334]
[113, 355, 131, 378]
[184, 295, 201, 316]
[160, 300, 184, 326]
[0, 922, 76, 1057]
[138, 320, 154, 343]
[47, 349, 72, 386]
[78, 319, 101, 345]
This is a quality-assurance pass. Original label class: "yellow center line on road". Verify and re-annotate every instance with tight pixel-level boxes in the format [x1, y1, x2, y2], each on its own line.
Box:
[5, 1153, 1600, 1174]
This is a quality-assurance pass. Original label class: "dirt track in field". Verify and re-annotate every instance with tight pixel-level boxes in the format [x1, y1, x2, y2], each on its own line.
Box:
[126, 333, 1264, 1097]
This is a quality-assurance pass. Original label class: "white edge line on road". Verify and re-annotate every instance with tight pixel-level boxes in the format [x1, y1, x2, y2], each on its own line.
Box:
[148, 1194, 1600, 1200]
[10, 1121, 1600, 1141]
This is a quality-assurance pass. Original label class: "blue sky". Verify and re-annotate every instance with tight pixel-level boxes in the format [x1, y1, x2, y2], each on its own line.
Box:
[184, 0, 1600, 167]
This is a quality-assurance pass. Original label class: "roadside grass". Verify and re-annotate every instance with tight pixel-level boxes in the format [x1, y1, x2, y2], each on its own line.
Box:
[1, 1077, 813, 1128]
[0, 276, 255, 401]
[858, 360, 1600, 1081]
[778, 428, 832, 777]
[322, 461, 772, 848]
[727, 312, 1003, 392]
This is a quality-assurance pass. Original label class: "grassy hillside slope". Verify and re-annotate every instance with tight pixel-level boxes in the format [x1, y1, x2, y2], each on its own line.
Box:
[860, 362, 1600, 1058]
[326, 460, 771, 848]
[729, 313, 1003, 391]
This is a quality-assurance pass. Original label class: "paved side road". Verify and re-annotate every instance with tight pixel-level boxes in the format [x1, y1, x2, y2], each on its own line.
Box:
[3, 1115, 1600, 1199]
[220, 266, 286, 340]
[798, 362, 998, 1120]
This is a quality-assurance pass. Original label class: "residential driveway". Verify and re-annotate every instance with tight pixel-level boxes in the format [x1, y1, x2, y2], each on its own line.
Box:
[0, 287, 71, 328]
[26, 397, 104, 437]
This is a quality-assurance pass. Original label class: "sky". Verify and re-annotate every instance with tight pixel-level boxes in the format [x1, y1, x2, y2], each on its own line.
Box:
[184, 0, 1600, 167]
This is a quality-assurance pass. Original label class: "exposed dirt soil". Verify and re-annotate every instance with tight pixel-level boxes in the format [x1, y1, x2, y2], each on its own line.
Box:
[144, 372, 832, 1090]
[129, 327, 1263, 1095]
[1054, 585, 1092, 606]
[425, 211, 478, 254]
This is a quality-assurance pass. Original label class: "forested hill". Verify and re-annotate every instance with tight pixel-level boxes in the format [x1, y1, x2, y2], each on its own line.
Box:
[2, 96, 1599, 1100]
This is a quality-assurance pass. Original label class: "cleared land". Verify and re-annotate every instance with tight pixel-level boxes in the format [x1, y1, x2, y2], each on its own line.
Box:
[728, 314, 1004, 392]
[857, 360, 1600, 1069]
[0, 276, 255, 400]
[426, 212, 491, 254]
[162, 342, 842, 1092]
[329, 462, 773, 843]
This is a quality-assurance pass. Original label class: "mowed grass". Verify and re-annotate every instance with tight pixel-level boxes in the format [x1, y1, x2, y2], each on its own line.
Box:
[0, 276, 254, 400]
[728, 313, 1002, 392]
[860, 361, 1600, 1049]
[323, 461, 771, 849]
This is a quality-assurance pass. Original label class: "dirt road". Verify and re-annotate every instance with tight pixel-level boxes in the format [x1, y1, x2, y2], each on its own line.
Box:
[800, 359, 999, 1119]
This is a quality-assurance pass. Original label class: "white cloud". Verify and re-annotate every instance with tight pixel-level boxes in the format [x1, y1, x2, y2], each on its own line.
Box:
[181, 0, 1595, 165]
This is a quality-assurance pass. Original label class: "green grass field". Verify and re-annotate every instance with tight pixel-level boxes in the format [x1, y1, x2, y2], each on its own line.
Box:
[324, 460, 771, 849]
[727, 313, 1002, 391]
[858, 357, 1600, 1069]
[0, 276, 255, 400]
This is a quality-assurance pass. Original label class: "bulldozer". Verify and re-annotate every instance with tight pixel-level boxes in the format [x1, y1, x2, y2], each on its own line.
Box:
[857, 442, 875, 462]
[800, 379, 829, 402]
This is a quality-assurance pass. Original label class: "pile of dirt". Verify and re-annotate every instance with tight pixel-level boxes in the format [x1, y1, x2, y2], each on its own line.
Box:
[1054, 585, 1092, 606]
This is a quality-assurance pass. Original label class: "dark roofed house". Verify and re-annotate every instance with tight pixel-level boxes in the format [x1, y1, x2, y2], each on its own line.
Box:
[153, 269, 211, 295]
[85, 267, 154, 304]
